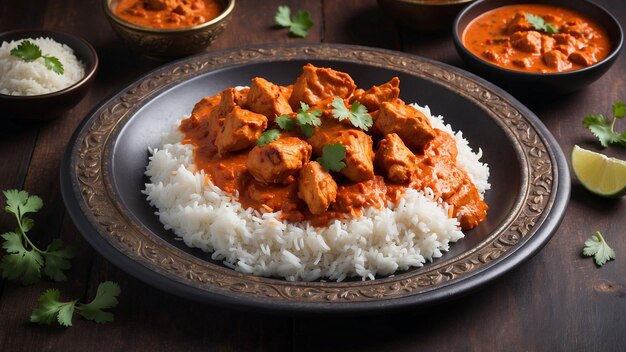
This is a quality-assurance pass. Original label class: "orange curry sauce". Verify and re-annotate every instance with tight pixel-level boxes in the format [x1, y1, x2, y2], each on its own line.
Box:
[462, 4, 611, 73]
[178, 65, 488, 229]
[115, 0, 222, 29]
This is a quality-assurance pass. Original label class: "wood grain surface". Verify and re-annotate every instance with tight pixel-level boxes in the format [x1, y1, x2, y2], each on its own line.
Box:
[1, 0, 624, 351]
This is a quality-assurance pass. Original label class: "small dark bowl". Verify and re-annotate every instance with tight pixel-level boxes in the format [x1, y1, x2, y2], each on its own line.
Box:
[104, 0, 235, 59]
[0, 29, 98, 122]
[378, 0, 476, 32]
[453, 0, 623, 96]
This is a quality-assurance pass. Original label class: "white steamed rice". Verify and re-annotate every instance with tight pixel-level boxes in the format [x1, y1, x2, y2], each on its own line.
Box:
[0, 37, 85, 96]
[143, 104, 490, 282]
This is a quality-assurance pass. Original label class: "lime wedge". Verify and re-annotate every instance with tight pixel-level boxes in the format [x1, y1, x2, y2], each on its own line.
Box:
[571, 145, 626, 198]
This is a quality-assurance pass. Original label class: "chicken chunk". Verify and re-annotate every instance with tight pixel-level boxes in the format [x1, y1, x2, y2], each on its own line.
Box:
[196, 88, 246, 149]
[246, 137, 311, 184]
[211, 88, 247, 120]
[512, 57, 533, 68]
[215, 106, 268, 154]
[374, 101, 436, 150]
[482, 49, 508, 66]
[510, 31, 542, 53]
[309, 127, 374, 182]
[560, 18, 595, 40]
[289, 64, 356, 109]
[569, 47, 599, 67]
[244, 77, 293, 119]
[541, 35, 556, 53]
[351, 77, 400, 111]
[446, 181, 488, 230]
[543, 50, 572, 71]
[298, 161, 338, 215]
[143, 0, 169, 11]
[375, 133, 416, 184]
[507, 12, 533, 34]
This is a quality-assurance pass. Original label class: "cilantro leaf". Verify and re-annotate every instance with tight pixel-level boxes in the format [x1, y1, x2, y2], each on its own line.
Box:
[1, 250, 43, 285]
[43, 56, 64, 75]
[1, 232, 44, 285]
[1, 189, 74, 284]
[317, 143, 347, 172]
[330, 97, 373, 131]
[76, 281, 121, 323]
[257, 129, 281, 147]
[299, 124, 316, 138]
[30, 289, 77, 326]
[296, 102, 322, 126]
[1, 232, 24, 254]
[9, 40, 64, 74]
[525, 13, 559, 34]
[42, 239, 74, 282]
[10, 40, 41, 61]
[582, 100, 626, 147]
[275, 5, 292, 27]
[295, 102, 322, 137]
[4, 189, 42, 217]
[275, 5, 314, 38]
[583, 231, 616, 266]
[31, 282, 120, 326]
[613, 100, 625, 119]
[275, 114, 296, 131]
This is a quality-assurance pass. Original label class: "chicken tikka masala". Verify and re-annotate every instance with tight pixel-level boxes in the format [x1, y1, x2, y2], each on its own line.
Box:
[462, 4, 611, 73]
[179, 64, 488, 230]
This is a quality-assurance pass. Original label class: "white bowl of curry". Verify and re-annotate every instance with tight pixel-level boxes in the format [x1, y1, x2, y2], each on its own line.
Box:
[453, 0, 623, 96]
[104, 0, 235, 59]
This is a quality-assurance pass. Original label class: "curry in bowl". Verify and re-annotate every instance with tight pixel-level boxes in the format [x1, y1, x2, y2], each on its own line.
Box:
[461, 4, 611, 73]
[114, 0, 223, 29]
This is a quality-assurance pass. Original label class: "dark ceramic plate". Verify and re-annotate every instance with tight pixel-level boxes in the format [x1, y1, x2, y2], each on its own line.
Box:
[61, 44, 569, 315]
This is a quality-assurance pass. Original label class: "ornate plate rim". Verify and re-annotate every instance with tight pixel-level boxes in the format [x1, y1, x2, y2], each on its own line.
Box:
[60, 43, 570, 315]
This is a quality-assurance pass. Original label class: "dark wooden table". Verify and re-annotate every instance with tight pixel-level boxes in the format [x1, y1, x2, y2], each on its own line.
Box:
[1, 0, 625, 350]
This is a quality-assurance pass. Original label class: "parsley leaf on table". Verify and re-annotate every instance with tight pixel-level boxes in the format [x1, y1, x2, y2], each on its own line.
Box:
[583, 100, 626, 147]
[583, 231, 616, 266]
[330, 98, 373, 131]
[30, 281, 121, 327]
[257, 129, 281, 147]
[275, 6, 314, 38]
[10, 40, 64, 74]
[525, 13, 559, 34]
[317, 143, 347, 172]
[0, 189, 74, 285]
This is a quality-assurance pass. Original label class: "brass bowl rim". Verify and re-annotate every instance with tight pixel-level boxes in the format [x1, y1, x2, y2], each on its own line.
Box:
[103, 0, 235, 33]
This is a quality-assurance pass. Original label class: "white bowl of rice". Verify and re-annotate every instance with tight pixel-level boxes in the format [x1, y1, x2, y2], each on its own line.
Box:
[0, 29, 98, 121]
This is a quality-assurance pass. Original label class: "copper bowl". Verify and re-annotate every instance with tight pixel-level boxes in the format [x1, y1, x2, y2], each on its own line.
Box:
[377, 0, 475, 32]
[0, 29, 98, 122]
[103, 0, 235, 59]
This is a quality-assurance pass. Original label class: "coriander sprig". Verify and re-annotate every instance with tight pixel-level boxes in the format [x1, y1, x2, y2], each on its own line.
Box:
[583, 231, 615, 267]
[275, 102, 322, 138]
[10, 40, 64, 74]
[330, 98, 373, 131]
[583, 100, 626, 147]
[317, 143, 347, 172]
[257, 129, 281, 147]
[275, 5, 314, 38]
[0, 189, 74, 285]
[31, 281, 121, 327]
[525, 13, 559, 34]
